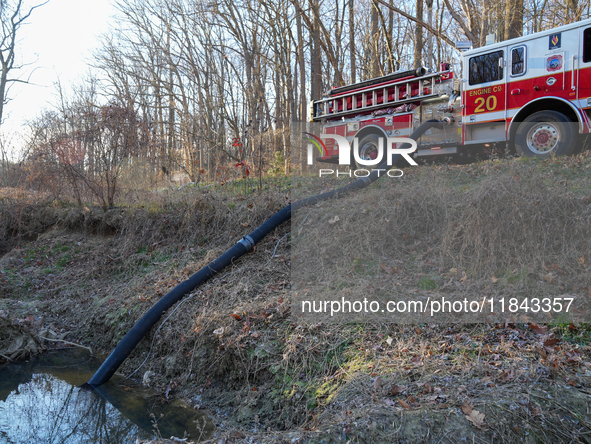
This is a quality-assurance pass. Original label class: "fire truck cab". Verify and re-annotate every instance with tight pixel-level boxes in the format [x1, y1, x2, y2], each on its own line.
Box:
[310, 18, 591, 165]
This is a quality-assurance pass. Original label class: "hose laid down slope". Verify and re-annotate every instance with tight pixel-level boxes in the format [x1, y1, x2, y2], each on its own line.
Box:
[87, 119, 443, 387]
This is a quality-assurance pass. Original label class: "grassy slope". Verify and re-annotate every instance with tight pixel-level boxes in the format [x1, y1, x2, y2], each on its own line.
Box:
[1, 155, 591, 443]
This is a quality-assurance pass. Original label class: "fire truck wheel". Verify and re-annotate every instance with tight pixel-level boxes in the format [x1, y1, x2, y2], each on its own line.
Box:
[354, 134, 384, 169]
[515, 111, 576, 158]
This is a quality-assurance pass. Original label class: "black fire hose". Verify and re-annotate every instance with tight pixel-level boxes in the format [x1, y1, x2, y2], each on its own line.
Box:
[87, 120, 443, 387]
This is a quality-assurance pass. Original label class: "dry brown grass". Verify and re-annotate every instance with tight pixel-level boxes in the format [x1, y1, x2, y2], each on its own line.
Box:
[442, 168, 591, 277]
[291, 154, 591, 326]
[2, 153, 591, 442]
[0, 183, 289, 260]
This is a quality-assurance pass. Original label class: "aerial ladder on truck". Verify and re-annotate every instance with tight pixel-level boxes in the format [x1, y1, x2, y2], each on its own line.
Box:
[310, 64, 461, 169]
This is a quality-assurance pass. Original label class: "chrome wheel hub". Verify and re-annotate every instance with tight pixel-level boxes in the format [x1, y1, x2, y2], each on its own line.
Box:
[359, 142, 379, 161]
[526, 123, 559, 154]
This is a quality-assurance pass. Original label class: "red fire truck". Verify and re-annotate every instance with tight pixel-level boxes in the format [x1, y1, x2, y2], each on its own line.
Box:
[311, 18, 591, 166]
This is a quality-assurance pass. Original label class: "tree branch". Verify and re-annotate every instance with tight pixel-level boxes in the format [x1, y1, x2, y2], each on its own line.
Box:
[443, 0, 479, 45]
[373, 0, 457, 47]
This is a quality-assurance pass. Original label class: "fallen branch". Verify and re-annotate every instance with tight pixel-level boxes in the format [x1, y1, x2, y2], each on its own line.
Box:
[38, 336, 93, 355]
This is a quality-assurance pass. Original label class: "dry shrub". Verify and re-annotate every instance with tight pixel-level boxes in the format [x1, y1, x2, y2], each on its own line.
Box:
[112, 187, 289, 257]
[0, 188, 58, 253]
[442, 168, 591, 276]
[0, 182, 288, 260]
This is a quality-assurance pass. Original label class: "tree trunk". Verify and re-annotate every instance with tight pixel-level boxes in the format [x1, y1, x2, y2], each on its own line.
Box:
[568, 0, 581, 22]
[414, 0, 424, 69]
[370, 0, 380, 78]
[426, 0, 433, 69]
[310, 0, 322, 101]
[349, 0, 356, 83]
[296, 0, 307, 121]
[388, 0, 394, 72]
[505, 0, 524, 40]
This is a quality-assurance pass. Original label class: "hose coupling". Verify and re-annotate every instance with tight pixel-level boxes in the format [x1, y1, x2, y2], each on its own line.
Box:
[238, 235, 255, 251]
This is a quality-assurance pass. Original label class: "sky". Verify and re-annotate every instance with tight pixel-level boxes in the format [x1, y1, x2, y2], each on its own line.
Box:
[2, 0, 116, 155]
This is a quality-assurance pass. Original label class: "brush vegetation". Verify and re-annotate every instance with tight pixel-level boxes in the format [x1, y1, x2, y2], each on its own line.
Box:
[1, 153, 591, 443]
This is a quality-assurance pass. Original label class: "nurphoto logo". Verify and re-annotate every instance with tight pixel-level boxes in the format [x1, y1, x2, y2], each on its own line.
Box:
[303, 132, 418, 178]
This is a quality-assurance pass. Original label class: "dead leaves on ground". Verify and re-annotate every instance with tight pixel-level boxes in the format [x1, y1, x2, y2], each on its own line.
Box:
[397, 398, 411, 409]
[380, 381, 448, 411]
[389, 384, 406, 396]
[528, 323, 548, 335]
[523, 324, 591, 374]
[498, 369, 516, 383]
[462, 401, 487, 430]
[381, 264, 401, 275]
[373, 376, 383, 392]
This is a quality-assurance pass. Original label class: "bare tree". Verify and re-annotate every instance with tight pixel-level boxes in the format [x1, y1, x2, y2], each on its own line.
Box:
[17, 0, 591, 197]
[505, 0, 524, 39]
[0, 0, 48, 126]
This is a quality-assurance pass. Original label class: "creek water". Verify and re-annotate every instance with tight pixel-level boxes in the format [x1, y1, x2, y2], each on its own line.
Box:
[0, 349, 213, 443]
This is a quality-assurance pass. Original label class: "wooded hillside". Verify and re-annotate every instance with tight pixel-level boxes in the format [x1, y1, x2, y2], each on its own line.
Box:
[2, 0, 588, 207]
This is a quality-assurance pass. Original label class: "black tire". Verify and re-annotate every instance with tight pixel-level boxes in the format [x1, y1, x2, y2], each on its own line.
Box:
[514, 110, 577, 158]
[353, 133, 385, 170]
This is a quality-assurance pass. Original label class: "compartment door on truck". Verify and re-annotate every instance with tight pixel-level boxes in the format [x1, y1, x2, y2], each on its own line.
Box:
[463, 48, 507, 144]
[540, 29, 579, 95]
[506, 28, 580, 127]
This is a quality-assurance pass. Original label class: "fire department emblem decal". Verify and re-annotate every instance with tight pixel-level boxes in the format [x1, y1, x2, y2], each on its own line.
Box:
[549, 33, 561, 50]
[546, 55, 563, 72]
